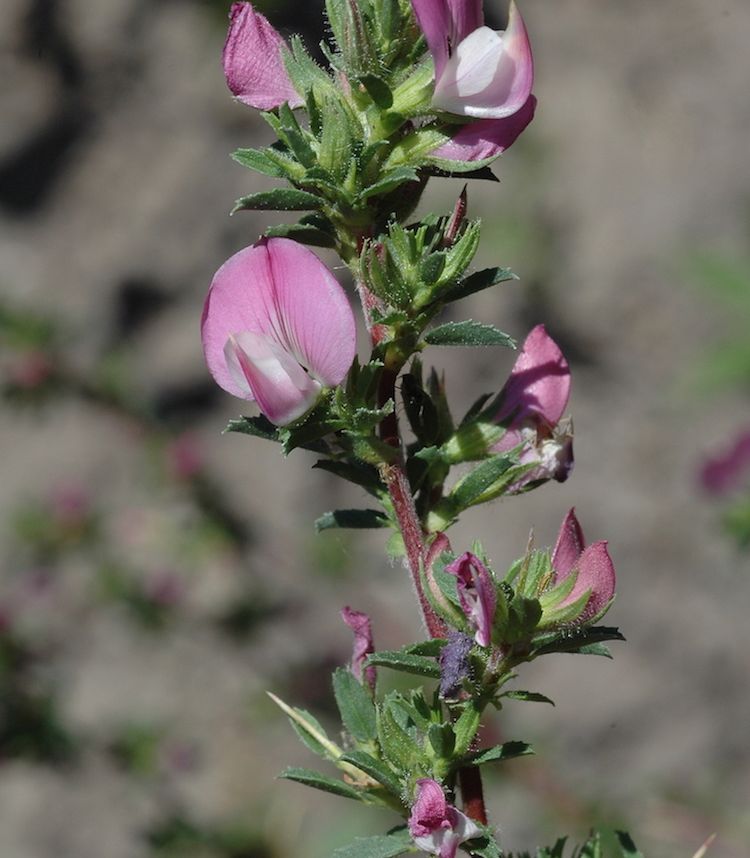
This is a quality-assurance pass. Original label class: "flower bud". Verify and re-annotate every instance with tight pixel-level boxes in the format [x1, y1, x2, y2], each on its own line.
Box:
[409, 778, 482, 857]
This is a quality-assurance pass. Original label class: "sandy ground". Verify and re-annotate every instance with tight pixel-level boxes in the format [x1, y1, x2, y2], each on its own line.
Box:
[1, 1, 749, 856]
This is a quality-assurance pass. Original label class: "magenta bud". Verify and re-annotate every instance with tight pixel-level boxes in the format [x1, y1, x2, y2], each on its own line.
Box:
[223, 2, 303, 110]
[445, 552, 496, 647]
[341, 606, 376, 690]
[548, 508, 616, 623]
[409, 778, 482, 857]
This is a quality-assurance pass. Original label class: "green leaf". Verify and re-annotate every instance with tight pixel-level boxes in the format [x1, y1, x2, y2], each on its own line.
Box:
[231, 188, 323, 214]
[443, 267, 518, 303]
[462, 741, 534, 766]
[403, 639, 447, 657]
[312, 460, 383, 496]
[315, 509, 389, 532]
[615, 832, 644, 858]
[468, 834, 503, 858]
[288, 708, 332, 758]
[367, 649, 441, 678]
[223, 416, 279, 443]
[378, 697, 426, 771]
[427, 722, 455, 759]
[359, 167, 420, 201]
[449, 453, 517, 509]
[359, 74, 394, 109]
[332, 830, 414, 858]
[425, 321, 515, 348]
[339, 750, 402, 796]
[280, 767, 363, 801]
[333, 668, 378, 743]
[231, 148, 288, 178]
[453, 704, 481, 757]
[501, 690, 555, 706]
[265, 222, 336, 248]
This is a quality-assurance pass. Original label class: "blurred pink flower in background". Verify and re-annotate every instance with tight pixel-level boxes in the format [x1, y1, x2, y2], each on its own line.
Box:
[201, 238, 356, 426]
[699, 428, 750, 496]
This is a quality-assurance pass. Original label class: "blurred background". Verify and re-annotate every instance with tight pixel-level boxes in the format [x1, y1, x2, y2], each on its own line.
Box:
[1, 0, 749, 855]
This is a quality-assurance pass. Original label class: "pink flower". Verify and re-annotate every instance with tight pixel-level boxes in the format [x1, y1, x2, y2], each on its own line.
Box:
[201, 238, 356, 426]
[549, 509, 616, 622]
[223, 2, 303, 111]
[445, 552, 496, 647]
[699, 429, 750, 496]
[431, 94, 536, 162]
[412, 0, 533, 118]
[492, 324, 573, 488]
[409, 778, 482, 858]
[341, 606, 376, 690]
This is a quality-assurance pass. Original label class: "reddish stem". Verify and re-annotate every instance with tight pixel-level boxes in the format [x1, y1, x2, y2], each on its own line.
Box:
[458, 765, 488, 825]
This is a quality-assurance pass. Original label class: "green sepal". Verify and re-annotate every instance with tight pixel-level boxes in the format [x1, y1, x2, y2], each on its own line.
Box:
[280, 766, 363, 801]
[366, 649, 441, 678]
[223, 415, 279, 443]
[443, 266, 518, 303]
[276, 102, 318, 167]
[503, 594, 542, 643]
[460, 741, 534, 767]
[425, 321, 516, 348]
[332, 830, 415, 858]
[231, 188, 323, 214]
[282, 35, 332, 96]
[339, 750, 402, 797]
[315, 509, 389, 532]
[333, 667, 378, 743]
[358, 74, 394, 109]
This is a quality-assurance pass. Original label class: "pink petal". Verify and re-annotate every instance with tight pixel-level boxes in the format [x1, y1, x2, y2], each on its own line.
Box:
[224, 331, 320, 425]
[411, 0, 453, 79]
[494, 324, 570, 428]
[559, 541, 616, 620]
[410, 779, 450, 838]
[431, 94, 536, 161]
[432, 1, 533, 119]
[446, 0, 484, 41]
[201, 238, 356, 410]
[551, 508, 585, 579]
[446, 552, 497, 647]
[223, 2, 303, 110]
[341, 606, 376, 690]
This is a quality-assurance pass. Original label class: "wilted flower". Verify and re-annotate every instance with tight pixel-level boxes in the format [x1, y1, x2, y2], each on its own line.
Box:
[201, 237, 356, 426]
[492, 324, 573, 488]
[409, 778, 482, 857]
[546, 508, 616, 623]
[223, 2, 303, 110]
[445, 552, 496, 647]
[341, 606, 376, 690]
